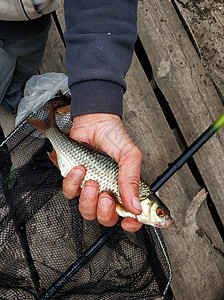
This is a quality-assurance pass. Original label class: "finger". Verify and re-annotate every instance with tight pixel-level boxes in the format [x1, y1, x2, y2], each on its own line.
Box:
[69, 123, 90, 143]
[121, 217, 142, 232]
[118, 147, 143, 215]
[69, 117, 97, 145]
[79, 180, 99, 220]
[97, 192, 119, 227]
[62, 166, 85, 199]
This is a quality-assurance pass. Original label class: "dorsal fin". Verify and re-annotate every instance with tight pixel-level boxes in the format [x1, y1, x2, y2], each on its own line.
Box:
[28, 104, 56, 136]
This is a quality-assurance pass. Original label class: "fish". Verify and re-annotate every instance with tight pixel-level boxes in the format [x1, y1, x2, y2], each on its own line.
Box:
[28, 105, 174, 229]
[43, 91, 71, 116]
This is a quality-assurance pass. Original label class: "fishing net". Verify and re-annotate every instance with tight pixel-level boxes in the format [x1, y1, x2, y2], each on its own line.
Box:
[0, 94, 172, 300]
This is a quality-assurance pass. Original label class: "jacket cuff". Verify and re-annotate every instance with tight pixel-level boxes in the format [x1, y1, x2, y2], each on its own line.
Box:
[70, 80, 123, 118]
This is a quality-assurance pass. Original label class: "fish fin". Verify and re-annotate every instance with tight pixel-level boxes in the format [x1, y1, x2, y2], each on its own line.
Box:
[28, 119, 49, 135]
[56, 104, 71, 116]
[28, 104, 56, 135]
[47, 103, 56, 126]
[47, 148, 59, 169]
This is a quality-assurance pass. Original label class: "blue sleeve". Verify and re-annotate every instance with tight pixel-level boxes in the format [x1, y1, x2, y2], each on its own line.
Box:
[64, 0, 138, 118]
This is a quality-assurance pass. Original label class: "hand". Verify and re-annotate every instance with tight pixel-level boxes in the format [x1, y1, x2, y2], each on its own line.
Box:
[62, 113, 143, 232]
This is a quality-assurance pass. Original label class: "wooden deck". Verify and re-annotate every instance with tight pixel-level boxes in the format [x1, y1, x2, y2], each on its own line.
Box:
[0, 1, 223, 299]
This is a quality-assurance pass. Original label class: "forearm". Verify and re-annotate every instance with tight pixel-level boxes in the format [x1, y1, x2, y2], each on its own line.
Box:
[64, 0, 138, 118]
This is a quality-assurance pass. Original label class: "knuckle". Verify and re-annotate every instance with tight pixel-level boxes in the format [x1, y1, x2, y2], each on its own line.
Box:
[136, 148, 143, 161]
[97, 196, 118, 227]
[71, 167, 85, 184]
[82, 181, 99, 198]
[79, 191, 98, 220]
[63, 190, 77, 200]
[118, 174, 139, 188]
[119, 147, 143, 169]
[80, 210, 96, 221]
[121, 218, 142, 232]
[117, 176, 125, 186]
[97, 215, 118, 227]
[121, 142, 142, 159]
[79, 198, 94, 212]
[129, 147, 143, 162]
[84, 180, 98, 188]
[79, 202, 97, 220]
[62, 182, 78, 199]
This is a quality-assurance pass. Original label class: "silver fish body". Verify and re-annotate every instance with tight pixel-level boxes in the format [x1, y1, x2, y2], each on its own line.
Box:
[29, 107, 174, 228]
[48, 126, 151, 200]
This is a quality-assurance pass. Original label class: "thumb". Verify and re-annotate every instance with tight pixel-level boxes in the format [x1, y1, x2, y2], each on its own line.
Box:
[118, 147, 143, 215]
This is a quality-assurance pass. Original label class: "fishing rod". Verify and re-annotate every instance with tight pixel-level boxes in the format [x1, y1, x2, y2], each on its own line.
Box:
[41, 112, 224, 300]
[151, 112, 224, 191]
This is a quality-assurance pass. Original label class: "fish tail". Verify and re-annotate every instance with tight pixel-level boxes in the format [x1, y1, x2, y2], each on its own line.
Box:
[28, 104, 56, 136]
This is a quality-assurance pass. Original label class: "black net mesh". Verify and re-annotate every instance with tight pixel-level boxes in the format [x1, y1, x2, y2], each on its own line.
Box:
[0, 95, 172, 299]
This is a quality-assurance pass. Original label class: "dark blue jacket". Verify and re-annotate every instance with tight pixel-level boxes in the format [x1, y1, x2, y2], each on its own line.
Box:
[64, 0, 138, 118]
[0, 0, 138, 118]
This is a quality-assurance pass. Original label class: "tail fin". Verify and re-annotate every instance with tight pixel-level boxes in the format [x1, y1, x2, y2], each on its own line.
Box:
[28, 104, 56, 136]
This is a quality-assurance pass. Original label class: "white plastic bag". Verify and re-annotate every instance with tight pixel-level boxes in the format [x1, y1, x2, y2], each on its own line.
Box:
[15, 72, 68, 126]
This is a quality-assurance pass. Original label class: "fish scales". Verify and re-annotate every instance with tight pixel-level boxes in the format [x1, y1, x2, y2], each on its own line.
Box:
[28, 105, 174, 228]
[47, 125, 151, 204]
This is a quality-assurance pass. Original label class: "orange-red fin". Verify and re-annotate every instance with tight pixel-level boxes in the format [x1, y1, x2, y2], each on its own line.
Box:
[28, 119, 48, 135]
[48, 148, 59, 169]
[28, 104, 56, 135]
[56, 104, 71, 116]
[47, 103, 56, 126]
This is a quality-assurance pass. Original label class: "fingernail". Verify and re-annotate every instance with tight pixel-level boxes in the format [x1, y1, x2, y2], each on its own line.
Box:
[83, 185, 98, 197]
[99, 197, 114, 211]
[72, 168, 84, 183]
[132, 196, 142, 213]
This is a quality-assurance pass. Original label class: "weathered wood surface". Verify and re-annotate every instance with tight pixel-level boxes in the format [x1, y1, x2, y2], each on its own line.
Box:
[0, 1, 224, 299]
[56, 0, 66, 33]
[173, 0, 224, 100]
[38, 12, 66, 74]
[137, 1, 224, 297]
[53, 5, 224, 298]
[0, 106, 15, 137]
[138, 0, 224, 227]
[125, 55, 224, 300]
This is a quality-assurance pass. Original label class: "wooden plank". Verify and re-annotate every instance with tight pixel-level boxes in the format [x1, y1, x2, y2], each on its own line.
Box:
[42, 4, 224, 298]
[56, 0, 66, 33]
[124, 54, 224, 300]
[0, 106, 15, 137]
[137, 0, 224, 229]
[38, 13, 66, 74]
[173, 0, 224, 100]
[12, 3, 223, 298]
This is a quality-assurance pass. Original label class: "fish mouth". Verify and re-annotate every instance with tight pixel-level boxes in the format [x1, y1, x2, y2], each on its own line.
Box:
[154, 224, 164, 228]
[164, 219, 174, 229]
[136, 215, 174, 229]
[155, 219, 174, 229]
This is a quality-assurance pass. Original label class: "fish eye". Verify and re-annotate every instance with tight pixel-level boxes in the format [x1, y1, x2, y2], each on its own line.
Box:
[156, 207, 165, 217]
